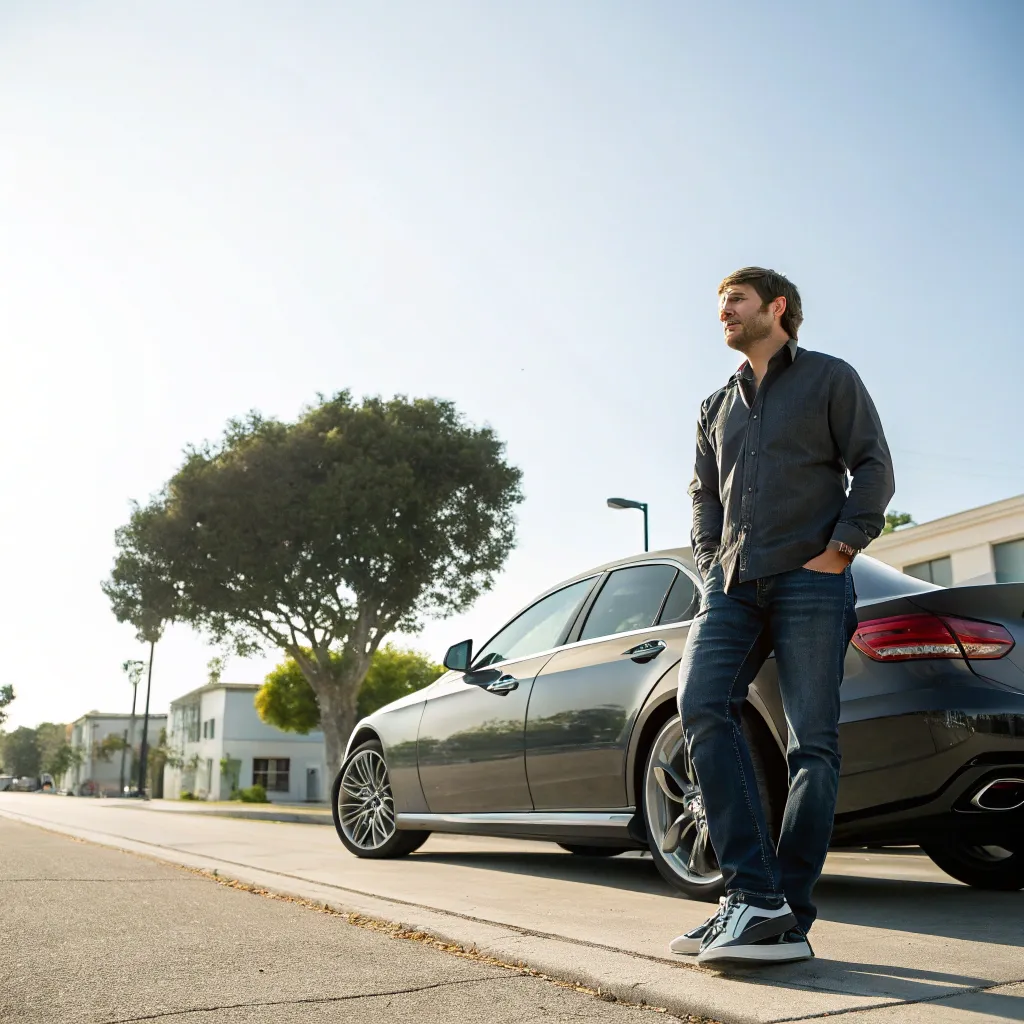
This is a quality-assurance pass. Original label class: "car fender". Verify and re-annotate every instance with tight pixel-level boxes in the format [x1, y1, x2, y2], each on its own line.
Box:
[624, 659, 787, 808]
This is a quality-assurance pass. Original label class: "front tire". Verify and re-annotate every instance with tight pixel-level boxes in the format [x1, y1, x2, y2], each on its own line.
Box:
[642, 714, 782, 902]
[922, 835, 1024, 890]
[332, 739, 430, 859]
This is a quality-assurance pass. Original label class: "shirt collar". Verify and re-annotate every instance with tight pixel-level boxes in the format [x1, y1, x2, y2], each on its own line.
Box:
[735, 338, 797, 381]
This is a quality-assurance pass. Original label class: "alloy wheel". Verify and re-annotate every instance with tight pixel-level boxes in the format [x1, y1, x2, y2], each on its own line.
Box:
[338, 748, 396, 851]
[644, 716, 722, 888]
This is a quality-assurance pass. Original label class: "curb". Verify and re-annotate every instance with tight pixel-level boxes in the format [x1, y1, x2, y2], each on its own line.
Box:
[0, 805, 912, 1024]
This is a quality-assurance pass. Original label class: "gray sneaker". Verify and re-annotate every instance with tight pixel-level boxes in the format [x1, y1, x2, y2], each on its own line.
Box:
[696, 892, 798, 964]
[669, 897, 726, 956]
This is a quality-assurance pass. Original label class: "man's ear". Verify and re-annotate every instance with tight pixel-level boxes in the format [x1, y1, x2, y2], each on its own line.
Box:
[772, 295, 787, 321]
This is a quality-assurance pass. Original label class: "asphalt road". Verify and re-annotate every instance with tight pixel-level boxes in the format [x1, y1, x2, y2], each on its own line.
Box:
[1, 794, 1022, 1023]
[0, 816, 697, 1024]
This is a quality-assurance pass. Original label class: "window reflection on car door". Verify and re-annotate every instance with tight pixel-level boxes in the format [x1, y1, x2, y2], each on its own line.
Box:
[416, 577, 596, 813]
[525, 563, 698, 809]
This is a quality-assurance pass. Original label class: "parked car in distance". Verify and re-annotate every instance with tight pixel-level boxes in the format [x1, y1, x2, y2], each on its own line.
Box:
[0, 775, 15, 792]
[332, 548, 1024, 896]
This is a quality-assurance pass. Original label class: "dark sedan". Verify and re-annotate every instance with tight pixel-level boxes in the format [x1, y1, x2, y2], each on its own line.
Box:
[332, 549, 1024, 897]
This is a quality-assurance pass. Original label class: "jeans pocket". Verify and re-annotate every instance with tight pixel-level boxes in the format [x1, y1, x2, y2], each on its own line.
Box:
[800, 565, 845, 576]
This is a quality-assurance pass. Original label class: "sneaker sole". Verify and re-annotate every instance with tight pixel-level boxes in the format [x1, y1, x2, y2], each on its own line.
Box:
[698, 940, 813, 965]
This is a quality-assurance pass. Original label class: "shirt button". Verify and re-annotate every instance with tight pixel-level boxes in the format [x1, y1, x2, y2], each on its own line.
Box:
[750, 451, 756, 455]
[753, 414, 758, 419]
[748, 487, 753, 492]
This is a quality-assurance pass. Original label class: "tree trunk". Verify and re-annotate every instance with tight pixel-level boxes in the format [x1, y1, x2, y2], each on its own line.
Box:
[303, 662, 363, 777]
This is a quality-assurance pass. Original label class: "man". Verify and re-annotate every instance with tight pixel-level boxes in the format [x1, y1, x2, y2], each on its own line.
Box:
[670, 268, 894, 964]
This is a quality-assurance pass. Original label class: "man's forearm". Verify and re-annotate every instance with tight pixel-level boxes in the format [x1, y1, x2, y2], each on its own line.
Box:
[828, 363, 896, 553]
[690, 495, 723, 579]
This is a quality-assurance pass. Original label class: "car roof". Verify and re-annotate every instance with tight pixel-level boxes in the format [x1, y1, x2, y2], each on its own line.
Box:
[536, 547, 696, 601]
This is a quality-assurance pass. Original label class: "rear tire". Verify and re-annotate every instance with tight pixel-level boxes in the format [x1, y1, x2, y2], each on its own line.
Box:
[332, 739, 430, 859]
[557, 844, 631, 857]
[642, 713, 783, 902]
[921, 835, 1024, 890]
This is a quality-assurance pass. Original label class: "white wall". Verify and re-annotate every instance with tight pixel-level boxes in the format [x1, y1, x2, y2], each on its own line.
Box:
[163, 687, 327, 803]
[868, 496, 1024, 586]
[68, 714, 167, 796]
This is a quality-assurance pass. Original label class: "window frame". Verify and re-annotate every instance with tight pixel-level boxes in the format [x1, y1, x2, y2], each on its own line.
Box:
[993, 537, 1024, 585]
[656, 568, 701, 626]
[465, 558, 702, 674]
[470, 575, 601, 671]
[575, 563, 680, 643]
[905, 555, 953, 588]
[252, 757, 291, 793]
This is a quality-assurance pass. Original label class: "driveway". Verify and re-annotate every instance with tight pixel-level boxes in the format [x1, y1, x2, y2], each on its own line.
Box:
[1, 793, 1021, 1023]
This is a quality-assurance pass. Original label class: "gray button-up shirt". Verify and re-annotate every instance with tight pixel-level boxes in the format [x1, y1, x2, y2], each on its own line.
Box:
[688, 338, 895, 591]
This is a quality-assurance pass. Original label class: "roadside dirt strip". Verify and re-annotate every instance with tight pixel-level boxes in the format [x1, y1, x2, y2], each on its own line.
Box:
[1, 795, 1022, 1024]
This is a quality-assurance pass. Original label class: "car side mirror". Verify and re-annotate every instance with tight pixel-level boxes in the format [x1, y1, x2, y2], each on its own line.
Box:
[443, 639, 473, 673]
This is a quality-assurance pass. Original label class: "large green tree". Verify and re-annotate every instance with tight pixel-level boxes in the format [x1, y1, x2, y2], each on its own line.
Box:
[3, 727, 41, 778]
[0, 685, 14, 729]
[104, 393, 522, 771]
[35, 723, 67, 775]
[256, 643, 443, 734]
[45, 743, 84, 782]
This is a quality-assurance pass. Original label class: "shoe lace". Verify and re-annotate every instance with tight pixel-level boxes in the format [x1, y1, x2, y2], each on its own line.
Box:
[704, 895, 740, 943]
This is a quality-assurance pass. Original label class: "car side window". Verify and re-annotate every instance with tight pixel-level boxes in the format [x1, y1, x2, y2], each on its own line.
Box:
[658, 570, 699, 624]
[579, 564, 677, 642]
[474, 577, 596, 668]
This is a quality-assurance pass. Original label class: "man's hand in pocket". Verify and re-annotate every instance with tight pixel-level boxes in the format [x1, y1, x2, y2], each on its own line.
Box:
[803, 549, 851, 574]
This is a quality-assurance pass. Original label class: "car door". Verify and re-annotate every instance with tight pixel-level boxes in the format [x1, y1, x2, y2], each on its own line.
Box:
[417, 576, 597, 813]
[525, 561, 699, 809]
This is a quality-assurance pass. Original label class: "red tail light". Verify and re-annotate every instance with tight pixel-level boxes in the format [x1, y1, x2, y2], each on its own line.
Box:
[852, 613, 1015, 662]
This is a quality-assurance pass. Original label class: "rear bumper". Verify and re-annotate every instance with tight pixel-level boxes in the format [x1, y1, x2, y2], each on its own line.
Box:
[833, 708, 1024, 845]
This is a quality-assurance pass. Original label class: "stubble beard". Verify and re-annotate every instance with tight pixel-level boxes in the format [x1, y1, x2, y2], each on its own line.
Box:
[725, 310, 775, 354]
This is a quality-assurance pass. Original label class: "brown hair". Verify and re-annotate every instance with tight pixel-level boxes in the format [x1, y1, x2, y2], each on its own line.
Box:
[718, 267, 803, 340]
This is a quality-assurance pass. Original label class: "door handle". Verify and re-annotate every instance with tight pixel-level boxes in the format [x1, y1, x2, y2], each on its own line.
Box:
[622, 639, 667, 662]
[485, 675, 519, 695]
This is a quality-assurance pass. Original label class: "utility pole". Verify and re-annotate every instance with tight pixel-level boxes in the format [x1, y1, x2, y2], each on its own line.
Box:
[137, 641, 156, 799]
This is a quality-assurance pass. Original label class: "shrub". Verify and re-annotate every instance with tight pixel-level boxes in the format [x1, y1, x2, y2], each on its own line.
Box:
[179, 791, 198, 801]
[237, 784, 269, 803]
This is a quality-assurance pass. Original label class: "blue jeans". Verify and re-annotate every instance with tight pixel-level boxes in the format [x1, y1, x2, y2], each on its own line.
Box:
[677, 563, 858, 933]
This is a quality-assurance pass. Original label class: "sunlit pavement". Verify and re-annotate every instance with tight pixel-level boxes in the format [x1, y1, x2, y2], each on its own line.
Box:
[2, 793, 1022, 1023]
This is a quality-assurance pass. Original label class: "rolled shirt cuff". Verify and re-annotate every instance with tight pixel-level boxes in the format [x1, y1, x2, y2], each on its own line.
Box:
[829, 520, 871, 552]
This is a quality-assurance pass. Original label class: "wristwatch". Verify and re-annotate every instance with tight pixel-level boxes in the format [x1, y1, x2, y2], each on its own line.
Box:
[827, 539, 858, 560]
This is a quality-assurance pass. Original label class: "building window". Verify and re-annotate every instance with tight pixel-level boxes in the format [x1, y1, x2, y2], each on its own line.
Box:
[202, 721, 208, 739]
[208, 719, 215, 740]
[183, 704, 201, 743]
[253, 758, 290, 792]
[201, 719, 215, 740]
[905, 556, 953, 588]
[994, 538, 1024, 584]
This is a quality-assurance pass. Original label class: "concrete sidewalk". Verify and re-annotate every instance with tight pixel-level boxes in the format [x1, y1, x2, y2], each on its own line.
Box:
[2, 794, 1022, 1023]
[108, 795, 334, 825]
[0, 816, 697, 1023]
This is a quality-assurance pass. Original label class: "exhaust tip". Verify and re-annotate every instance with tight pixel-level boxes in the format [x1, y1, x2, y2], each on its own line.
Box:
[971, 778, 1024, 812]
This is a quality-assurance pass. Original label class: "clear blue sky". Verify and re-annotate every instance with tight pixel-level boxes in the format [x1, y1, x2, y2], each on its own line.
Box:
[2, 1, 1022, 730]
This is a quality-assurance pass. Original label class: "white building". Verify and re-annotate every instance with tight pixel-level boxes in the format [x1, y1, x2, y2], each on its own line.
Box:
[163, 682, 328, 803]
[869, 493, 1024, 587]
[65, 711, 168, 797]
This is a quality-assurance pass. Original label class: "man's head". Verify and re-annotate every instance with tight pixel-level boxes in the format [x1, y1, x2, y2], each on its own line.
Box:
[717, 267, 803, 353]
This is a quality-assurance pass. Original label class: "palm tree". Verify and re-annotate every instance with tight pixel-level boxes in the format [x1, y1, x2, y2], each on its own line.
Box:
[120, 660, 145, 794]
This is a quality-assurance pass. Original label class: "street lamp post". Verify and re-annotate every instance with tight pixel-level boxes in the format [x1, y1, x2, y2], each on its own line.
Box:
[607, 497, 649, 552]
[120, 660, 144, 797]
[137, 641, 156, 800]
